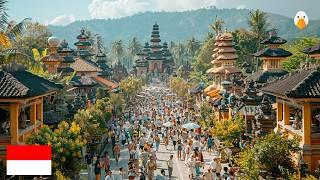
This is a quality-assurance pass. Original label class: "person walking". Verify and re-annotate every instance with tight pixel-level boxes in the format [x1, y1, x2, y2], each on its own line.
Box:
[85, 153, 93, 180]
[154, 135, 161, 152]
[104, 152, 110, 173]
[207, 135, 213, 153]
[172, 132, 178, 150]
[167, 155, 174, 179]
[177, 139, 182, 160]
[164, 136, 169, 150]
[146, 156, 157, 180]
[94, 156, 102, 180]
[113, 143, 121, 166]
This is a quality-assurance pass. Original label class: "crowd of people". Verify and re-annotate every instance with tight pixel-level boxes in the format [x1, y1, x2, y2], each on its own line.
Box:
[86, 83, 239, 180]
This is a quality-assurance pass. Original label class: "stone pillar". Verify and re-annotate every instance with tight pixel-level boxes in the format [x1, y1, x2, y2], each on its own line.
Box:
[10, 103, 20, 144]
[283, 103, 290, 125]
[276, 102, 283, 121]
[303, 103, 311, 145]
[30, 103, 37, 127]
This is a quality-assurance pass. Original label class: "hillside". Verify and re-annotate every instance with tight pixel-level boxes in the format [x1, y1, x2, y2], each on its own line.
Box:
[48, 7, 320, 46]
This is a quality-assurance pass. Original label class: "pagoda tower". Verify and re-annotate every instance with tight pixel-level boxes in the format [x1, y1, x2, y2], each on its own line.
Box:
[207, 31, 240, 89]
[146, 23, 165, 75]
[254, 30, 292, 71]
[57, 39, 75, 74]
[248, 30, 292, 86]
[162, 42, 174, 74]
[74, 28, 94, 59]
[41, 37, 63, 73]
[95, 36, 112, 78]
[134, 42, 150, 76]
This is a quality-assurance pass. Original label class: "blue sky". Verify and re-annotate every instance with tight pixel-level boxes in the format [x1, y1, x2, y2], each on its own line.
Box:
[7, 0, 320, 26]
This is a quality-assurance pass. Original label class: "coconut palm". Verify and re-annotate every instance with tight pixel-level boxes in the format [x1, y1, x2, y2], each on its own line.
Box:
[248, 9, 269, 71]
[127, 37, 142, 68]
[248, 9, 268, 42]
[209, 15, 224, 36]
[186, 37, 201, 61]
[111, 40, 125, 64]
[173, 43, 185, 66]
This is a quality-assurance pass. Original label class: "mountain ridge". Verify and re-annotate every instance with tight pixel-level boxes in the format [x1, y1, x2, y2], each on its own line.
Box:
[48, 8, 320, 46]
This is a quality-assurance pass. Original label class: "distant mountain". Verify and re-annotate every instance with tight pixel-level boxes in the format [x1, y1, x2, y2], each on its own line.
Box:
[48, 8, 320, 47]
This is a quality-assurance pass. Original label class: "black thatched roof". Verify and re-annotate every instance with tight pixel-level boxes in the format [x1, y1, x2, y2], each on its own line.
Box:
[0, 70, 63, 98]
[303, 44, 320, 55]
[71, 76, 97, 87]
[190, 83, 205, 94]
[254, 48, 292, 57]
[260, 36, 287, 45]
[246, 70, 288, 84]
[262, 69, 320, 98]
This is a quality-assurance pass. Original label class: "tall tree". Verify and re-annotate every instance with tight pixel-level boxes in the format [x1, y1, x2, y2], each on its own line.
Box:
[186, 37, 201, 61]
[248, 9, 268, 43]
[111, 40, 125, 64]
[248, 9, 269, 71]
[209, 15, 224, 36]
[173, 42, 185, 66]
[127, 37, 142, 69]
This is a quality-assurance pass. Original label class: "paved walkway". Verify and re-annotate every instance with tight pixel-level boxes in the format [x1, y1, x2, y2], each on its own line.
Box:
[80, 139, 226, 180]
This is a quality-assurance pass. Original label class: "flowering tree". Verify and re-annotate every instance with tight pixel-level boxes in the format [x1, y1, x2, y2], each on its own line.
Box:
[27, 121, 86, 177]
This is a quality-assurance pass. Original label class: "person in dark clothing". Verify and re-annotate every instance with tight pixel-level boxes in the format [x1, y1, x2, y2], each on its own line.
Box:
[94, 156, 102, 180]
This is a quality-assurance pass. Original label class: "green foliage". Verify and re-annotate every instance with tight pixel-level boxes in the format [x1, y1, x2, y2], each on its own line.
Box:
[168, 76, 190, 100]
[254, 133, 300, 176]
[237, 133, 300, 178]
[232, 29, 259, 71]
[119, 76, 143, 101]
[96, 87, 107, 100]
[282, 37, 320, 72]
[109, 93, 125, 118]
[193, 36, 215, 73]
[212, 115, 244, 147]
[236, 148, 260, 180]
[27, 122, 85, 178]
[248, 9, 269, 42]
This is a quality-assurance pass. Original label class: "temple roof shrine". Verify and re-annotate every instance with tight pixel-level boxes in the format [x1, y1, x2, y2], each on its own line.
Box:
[134, 23, 174, 79]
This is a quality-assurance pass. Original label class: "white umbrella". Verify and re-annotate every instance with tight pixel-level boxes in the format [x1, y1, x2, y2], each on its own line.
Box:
[163, 121, 173, 127]
[182, 122, 200, 130]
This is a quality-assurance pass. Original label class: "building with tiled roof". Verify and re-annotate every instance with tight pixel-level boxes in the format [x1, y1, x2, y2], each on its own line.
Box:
[206, 31, 241, 89]
[41, 37, 64, 73]
[246, 30, 292, 85]
[74, 28, 94, 59]
[261, 68, 320, 171]
[57, 39, 76, 75]
[0, 64, 62, 160]
[134, 23, 174, 80]
[71, 58, 102, 75]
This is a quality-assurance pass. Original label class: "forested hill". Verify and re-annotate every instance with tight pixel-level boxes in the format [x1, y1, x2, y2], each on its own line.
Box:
[48, 7, 320, 45]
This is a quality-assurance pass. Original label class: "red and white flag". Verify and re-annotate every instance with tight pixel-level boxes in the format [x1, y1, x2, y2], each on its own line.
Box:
[7, 145, 52, 175]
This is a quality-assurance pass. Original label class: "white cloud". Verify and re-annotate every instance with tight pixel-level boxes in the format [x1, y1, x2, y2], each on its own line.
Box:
[88, 0, 218, 19]
[236, 4, 246, 9]
[46, 14, 76, 26]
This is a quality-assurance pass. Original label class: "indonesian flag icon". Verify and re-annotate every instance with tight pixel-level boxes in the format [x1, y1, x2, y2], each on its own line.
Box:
[7, 145, 52, 175]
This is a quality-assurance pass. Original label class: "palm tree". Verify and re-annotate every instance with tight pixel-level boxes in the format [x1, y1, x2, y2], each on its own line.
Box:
[173, 43, 185, 66]
[111, 40, 125, 64]
[248, 9, 269, 71]
[248, 9, 268, 42]
[186, 37, 200, 61]
[127, 37, 142, 69]
[209, 15, 224, 36]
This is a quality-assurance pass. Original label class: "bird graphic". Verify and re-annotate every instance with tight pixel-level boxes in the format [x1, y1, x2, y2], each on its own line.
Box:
[294, 11, 309, 30]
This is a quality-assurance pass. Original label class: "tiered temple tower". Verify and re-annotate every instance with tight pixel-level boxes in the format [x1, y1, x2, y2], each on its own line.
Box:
[247, 30, 292, 86]
[146, 23, 166, 75]
[41, 37, 63, 73]
[134, 42, 150, 76]
[207, 31, 240, 89]
[74, 28, 94, 59]
[57, 39, 75, 75]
